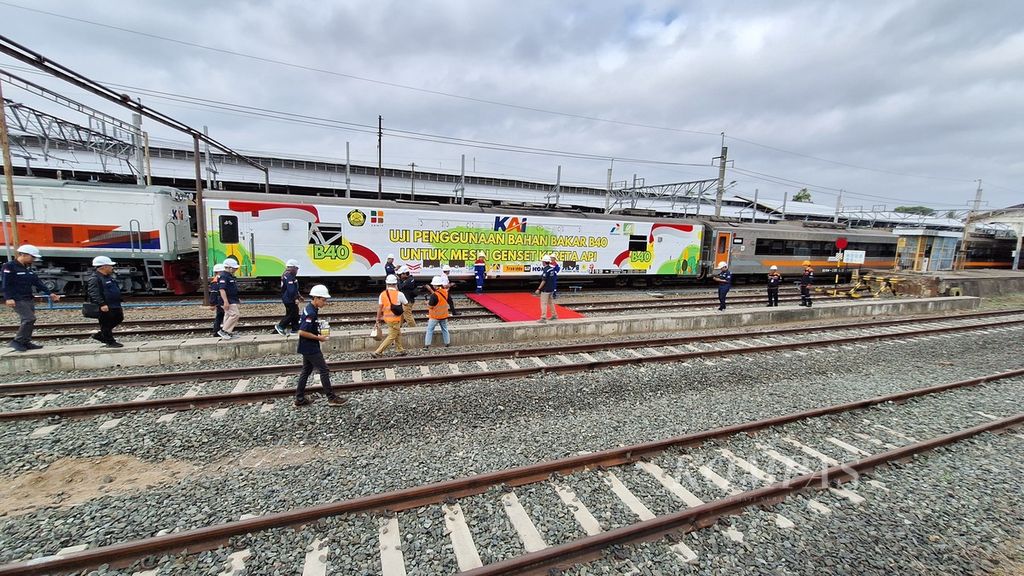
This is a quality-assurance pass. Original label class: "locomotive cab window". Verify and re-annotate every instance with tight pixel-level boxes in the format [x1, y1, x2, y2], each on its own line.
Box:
[628, 235, 647, 252]
[219, 215, 239, 244]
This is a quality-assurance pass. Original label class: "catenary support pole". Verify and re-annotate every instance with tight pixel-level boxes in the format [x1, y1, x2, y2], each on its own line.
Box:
[345, 141, 351, 198]
[956, 179, 983, 270]
[132, 104, 145, 185]
[604, 159, 613, 214]
[714, 132, 728, 218]
[377, 115, 383, 200]
[1012, 225, 1022, 271]
[143, 132, 152, 185]
[0, 79, 18, 247]
[751, 188, 758, 223]
[194, 135, 209, 306]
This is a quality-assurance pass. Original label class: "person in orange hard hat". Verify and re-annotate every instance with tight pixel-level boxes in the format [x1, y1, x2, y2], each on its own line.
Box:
[799, 261, 814, 307]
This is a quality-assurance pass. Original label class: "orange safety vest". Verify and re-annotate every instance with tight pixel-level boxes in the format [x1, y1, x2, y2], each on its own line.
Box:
[380, 288, 402, 324]
[428, 288, 450, 320]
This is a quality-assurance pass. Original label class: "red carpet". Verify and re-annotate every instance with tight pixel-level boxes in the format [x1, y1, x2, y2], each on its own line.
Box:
[467, 292, 586, 322]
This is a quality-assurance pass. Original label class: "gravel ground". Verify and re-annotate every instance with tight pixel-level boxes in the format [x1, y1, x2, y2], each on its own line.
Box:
[0, 319, 1020, 573]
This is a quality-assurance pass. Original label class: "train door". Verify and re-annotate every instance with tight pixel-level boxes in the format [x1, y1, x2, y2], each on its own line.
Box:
[712, 230, 733, 268]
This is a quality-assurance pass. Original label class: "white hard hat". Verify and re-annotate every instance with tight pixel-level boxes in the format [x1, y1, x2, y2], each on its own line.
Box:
[309, 284, 331, 298]
[397, 265, 410, 274]
[285, 259, 300, 268]
[16, 244, 41, 259]
[223, 258, 239, 269]
[213, 263, 225, 272]
[386, 254, 395, 260]
[541, 255, 551, 263]
[478, 251, 486, 257]
[92, 256, 116, 267]
[431, 275, 444, 287]
[548, 254, 557, 261]
[769, 265, 778, 270]
[717, 262, 728, 269]
[385, 274, 398, 284]
[442, 264, 451, 272]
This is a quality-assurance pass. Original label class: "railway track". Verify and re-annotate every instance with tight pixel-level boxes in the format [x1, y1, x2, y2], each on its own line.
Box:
[3, 309, 1022, 422]
[3, 368, 1020, 575]
[2, 293, 841, 341]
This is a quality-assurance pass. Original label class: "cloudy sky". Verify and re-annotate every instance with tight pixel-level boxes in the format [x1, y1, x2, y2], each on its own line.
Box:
[1, 0, 1021, 211]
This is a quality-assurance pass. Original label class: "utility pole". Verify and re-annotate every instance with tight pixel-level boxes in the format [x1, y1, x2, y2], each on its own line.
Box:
[956, 179, 983, 270]
[834, 189, 843, 224]
[377, 115, 383, 200]
[344, 141, 351, 198]
[554, 165, 562, 207]
[203, 125, 213, 190]
[751, 188, 759, 223]
[713, 132, 728, 217]
[604, 159, 614, 214]
[0, 79, 19, 247]
[194, 135, 209, 305]
[132, 103, 145, 185]
[781, 192, 788, 220]
[409, 162, 416, 201]
[143, 132, 152, 185]
[455, 154, 466, 204]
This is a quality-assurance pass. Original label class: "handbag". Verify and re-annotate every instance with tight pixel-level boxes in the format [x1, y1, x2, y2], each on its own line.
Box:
[82, 302, 101, 319]
[369, 324, 384, 340]
[385, 290, 404, 316]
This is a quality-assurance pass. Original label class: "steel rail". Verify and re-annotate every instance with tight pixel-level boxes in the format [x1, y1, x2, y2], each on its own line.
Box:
[1, 308, 1019, 397]
[2, 317, 1022, 421]
[1, 370, 1019, 576]
[461, 413, 1024, 575]
[5, 295, 826, 340]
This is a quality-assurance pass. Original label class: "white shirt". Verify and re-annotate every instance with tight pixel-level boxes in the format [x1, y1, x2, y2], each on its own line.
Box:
[441, 272, 450, 287]
[379, 289, 409, 306]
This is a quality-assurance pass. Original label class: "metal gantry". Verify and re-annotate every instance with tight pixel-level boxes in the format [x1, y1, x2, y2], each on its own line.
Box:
[606, 178, 719, 211]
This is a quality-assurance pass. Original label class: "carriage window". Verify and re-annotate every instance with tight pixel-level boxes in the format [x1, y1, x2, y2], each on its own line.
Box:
[51, 226, 73, 244]
[1, 202, 21, 216]
[219, 215, 239, 244]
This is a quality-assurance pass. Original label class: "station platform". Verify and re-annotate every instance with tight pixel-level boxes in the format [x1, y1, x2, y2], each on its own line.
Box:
[0, 297, 980, 374]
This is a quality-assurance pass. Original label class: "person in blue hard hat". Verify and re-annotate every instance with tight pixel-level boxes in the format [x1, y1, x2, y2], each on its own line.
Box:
[86, 255, 124, 347]
[294, 284, 346, 407]
[3, 244, 60, 352]
[275, 259, 302, 336]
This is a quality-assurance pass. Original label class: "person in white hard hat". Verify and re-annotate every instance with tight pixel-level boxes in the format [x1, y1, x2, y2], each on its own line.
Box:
[294, 284, 345, 407]
[85, 256, 124, 347]
[275, 259, 303, 336]
[384, 254, 397, 278]
[217, 257, 242, 339]
[766, 265, 782, 307]
[423, 275, 451, 349]
[372, 274, 408, 357]
[396, 265, 417, 327]
[713, 261, 732, 312]
[534, 255, 559, 322]
[438, 264, 458, 315]
[3, 244, 60, 351]
[209, 263, 225, 336]
[473, 251, 487, 293]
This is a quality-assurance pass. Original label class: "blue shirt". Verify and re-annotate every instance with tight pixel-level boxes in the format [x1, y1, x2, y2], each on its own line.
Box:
[800, 270, 814, 286]
[217, 271, 240, 304]
[280, 272, 299, 304]
[717, 270, 732, 290]
[540, 265, 557, 293]
[296, 302, 322, 355]
[385, 262, 396, 277]
[767, 273, 782, 288]
[98, 274, 123, 309]
[2, 260, 50, 301]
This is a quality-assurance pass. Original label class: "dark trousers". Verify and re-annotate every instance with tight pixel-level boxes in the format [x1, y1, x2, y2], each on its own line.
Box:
[278, 302, 299, 331]
[800, 285, 812, 306]
[12, 299, 35, 344]
[718, 287, 729, 310]
[767, 288, 779, 307]
[212, 306, 224, 335]
[296, 352, 335, 399]
[97, 307, 124, 342]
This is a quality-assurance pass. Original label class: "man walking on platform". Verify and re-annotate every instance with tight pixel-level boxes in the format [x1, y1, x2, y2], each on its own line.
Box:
[217, 258, 242, 339]
[3, 244, 59, 351]
[276, 259, 302, 335]
[372, 274, 408, 357]
[209, 263, 225, 336]
[294, 284, 345, 407]
[86, 256, 124, 347]
[713, 262, 732, 311]
[534, 255, 558, 322]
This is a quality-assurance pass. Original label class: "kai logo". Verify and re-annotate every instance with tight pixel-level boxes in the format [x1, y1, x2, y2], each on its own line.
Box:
[312, 244, 351, 260]
[493, 215, 528, 233]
